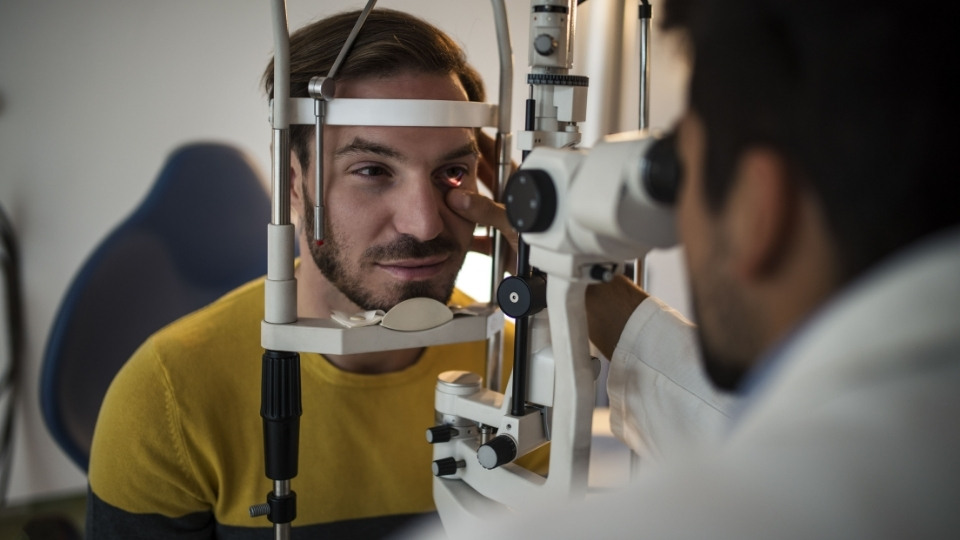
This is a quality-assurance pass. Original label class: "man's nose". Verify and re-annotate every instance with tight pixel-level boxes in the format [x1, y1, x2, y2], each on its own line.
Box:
[393, 178, 445, 241]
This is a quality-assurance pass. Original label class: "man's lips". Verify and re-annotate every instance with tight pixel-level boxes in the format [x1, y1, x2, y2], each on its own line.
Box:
[375, 254, 451, 280]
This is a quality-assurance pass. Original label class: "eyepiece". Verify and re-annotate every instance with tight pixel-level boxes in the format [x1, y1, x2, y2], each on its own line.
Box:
[640, 132, 682, 205]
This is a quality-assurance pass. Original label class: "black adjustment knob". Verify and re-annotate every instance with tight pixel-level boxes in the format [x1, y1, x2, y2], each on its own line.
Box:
[497, 274, 547, 319]
[589, 264, 616, 282]
[534, 34, 557, 55]
[260, 350, 302, 481]
[432, 457, 464, 477]
[425, 425, 459, 444]
[504, 169, 558, 233]
[477, 434, 518, 470]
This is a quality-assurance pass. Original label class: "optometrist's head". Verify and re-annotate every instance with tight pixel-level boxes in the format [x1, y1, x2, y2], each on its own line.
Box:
[262, 9, 486, 315]
[663, 0, 960, 390]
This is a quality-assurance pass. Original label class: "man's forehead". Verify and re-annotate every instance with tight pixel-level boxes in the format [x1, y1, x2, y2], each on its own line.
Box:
[308, 70, 478, 166]
[335, 71, 469, 101]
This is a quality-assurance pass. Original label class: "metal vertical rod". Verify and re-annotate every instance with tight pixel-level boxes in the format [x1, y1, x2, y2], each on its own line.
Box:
[511, 315, 532, 417]
[510, 238, 532, 417]
[272, 130, 291, 225]
[313, 100, 325, 245]
[487, 0, 514, 393]
[638, 0, 652, 131]
[631, 2, 653, 286]
[270, 0, 291, 227]
[273, 480, 291, 540]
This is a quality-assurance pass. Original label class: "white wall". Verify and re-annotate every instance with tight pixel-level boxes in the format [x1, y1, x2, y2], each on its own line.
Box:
[0, 0, 689, 504]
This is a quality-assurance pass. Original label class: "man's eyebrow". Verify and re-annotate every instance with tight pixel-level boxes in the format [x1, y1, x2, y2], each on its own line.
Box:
[439, 140, 480, 162]
[334, 137, 480, 163]
[334, 137, 404, 160]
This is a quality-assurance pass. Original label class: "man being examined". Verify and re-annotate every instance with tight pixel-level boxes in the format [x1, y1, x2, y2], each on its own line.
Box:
[87, 9, 536, 538]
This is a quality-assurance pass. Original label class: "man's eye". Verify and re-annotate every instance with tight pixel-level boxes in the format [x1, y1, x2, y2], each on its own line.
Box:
[439, 166, 467, 187]
[354, 165, 389, 178]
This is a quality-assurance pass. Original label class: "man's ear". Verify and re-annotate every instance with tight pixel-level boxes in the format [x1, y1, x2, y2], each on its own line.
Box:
[726, 147, 796, 281]
[289, 149, 304, 211]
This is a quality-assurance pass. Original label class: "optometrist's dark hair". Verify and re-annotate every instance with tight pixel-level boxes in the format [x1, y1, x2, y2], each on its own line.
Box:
[662, 0, 960, 282]
[263, 8, 486, 172]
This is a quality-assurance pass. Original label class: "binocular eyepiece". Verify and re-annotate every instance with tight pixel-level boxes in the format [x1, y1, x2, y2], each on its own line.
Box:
[504, 131, 682, 244]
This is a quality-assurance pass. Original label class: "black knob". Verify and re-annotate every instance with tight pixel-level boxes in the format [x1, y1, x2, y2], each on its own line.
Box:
[425, 425, 459, 444]
[497, 274, 547, 319]
[477, 434, 518, 470]
[504, 169, 557, 233]
[432, 457, 464, 477]
[589, 264, 616, 282]
[260, 350, 302, 481]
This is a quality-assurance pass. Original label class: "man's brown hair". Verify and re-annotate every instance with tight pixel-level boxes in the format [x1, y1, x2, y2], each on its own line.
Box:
[263, 8, 486, 170]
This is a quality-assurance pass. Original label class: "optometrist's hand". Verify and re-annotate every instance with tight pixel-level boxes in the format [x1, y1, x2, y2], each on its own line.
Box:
[585, 275, 650, 359]
[447, 131, 520, 273]
[447, 186, 519, 274]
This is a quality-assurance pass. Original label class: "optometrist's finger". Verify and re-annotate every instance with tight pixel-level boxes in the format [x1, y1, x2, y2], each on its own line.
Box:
[447, 187, 519, 255]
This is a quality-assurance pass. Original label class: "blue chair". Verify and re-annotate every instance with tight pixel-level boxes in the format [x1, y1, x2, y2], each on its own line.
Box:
[40, 142, 271, 471]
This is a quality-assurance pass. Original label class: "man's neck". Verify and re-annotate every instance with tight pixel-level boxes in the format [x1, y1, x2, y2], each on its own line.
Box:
[295, 257, 426, 374]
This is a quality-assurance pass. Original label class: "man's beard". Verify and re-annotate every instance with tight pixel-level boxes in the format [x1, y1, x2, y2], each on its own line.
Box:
[302, 197, 465, 312]
[688, 257, 758, 393]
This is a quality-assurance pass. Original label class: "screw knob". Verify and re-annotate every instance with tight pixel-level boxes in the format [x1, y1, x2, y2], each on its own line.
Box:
[477, 434, 518, 470]
[432, 457, 464, 477]
[497, 275, 547, 319]
[534, 34, 557, 56]
[425, 425, 459, 444]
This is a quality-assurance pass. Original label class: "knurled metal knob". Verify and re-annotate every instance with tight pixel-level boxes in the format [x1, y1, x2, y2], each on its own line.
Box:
[432, 457, 464, 477]
[426, 425, 460, 444]
[477, 434, 518, 470]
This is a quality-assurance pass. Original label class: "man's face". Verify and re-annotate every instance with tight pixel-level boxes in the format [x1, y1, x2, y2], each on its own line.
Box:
[676, 111, 759, 391]
[299, 72, 479, 312]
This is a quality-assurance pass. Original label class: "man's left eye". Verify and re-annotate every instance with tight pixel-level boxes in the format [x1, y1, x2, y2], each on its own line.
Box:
[356, 165, 388, 177]
[440, 167, 467, 187]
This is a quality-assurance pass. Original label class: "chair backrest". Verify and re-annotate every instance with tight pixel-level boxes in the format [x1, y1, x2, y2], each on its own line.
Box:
[40, 142, 271, 471]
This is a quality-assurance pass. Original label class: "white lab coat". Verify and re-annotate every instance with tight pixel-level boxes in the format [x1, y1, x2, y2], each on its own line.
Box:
[606, 294, 736, 461]
[456, 227, 960, 539]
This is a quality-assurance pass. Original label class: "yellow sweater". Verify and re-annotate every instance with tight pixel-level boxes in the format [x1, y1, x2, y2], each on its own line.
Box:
[88, 277, 518, 538]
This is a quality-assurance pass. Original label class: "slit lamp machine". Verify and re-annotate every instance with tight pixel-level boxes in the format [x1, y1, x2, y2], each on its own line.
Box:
[255, 1, 681, 537]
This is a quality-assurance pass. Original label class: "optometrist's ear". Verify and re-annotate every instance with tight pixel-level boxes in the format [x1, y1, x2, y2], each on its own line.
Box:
[727, 146, 796, 281]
